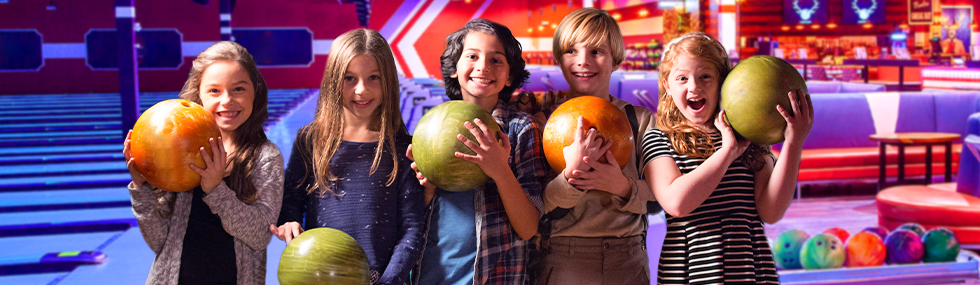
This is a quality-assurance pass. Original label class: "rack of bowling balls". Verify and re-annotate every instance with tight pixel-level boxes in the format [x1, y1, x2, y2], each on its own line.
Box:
[774, 223, 979, 284]
[621, 41, 661, 71]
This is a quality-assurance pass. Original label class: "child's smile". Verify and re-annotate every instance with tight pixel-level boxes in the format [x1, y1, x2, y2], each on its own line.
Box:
[199, 60, 254, 137]
[665, 54, 720, 130]
[561, 41, 615, 97]
[342, 54, 383, 122]
[453, 31, 511, 107]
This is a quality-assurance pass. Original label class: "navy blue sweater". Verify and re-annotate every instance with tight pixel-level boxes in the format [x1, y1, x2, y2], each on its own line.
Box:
[278, 129, 425, 285]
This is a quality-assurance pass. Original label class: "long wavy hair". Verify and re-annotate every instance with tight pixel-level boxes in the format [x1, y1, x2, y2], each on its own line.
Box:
[179, 41, 269, 203]
[303, 28, 405, 196]
[657, 32, 769, 171]
[151, 41, 269, 218]
[441, 19, 529, 102]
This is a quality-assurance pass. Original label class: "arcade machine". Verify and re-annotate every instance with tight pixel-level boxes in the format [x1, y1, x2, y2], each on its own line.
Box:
[889, 29, 910, 59]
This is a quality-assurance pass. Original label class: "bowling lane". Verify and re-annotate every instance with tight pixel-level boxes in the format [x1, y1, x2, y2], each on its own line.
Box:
[0, 188, 130, 211]
[0, 161, 127, 177]
[0, 207, 134, 229]
[58, 228, 155, 285]
[0, 151, 123, 165]
[0, 272, 66, 285]
[0, 144, 121, 156]
[0, 232, 122, 258]
[0, 173, 130, 192]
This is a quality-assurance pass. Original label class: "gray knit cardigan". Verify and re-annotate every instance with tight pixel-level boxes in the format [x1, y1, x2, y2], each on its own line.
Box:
[128, 142, 284, 284]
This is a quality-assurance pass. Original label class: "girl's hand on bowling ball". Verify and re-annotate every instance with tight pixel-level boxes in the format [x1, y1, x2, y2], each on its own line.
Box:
[123, 130, 147, 187]
[406, 145, 437, 205]
[567, 150, 630, 197]
[456, 119, 512, 181]
[270, 222, 304, 243]
[190, 137, 227, 194]
[714, 109, 750, 160]
[562, 116, 608, 178]
[778, 89, 814, 145]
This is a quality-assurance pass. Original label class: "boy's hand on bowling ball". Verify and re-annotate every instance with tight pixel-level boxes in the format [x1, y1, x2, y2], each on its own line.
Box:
[568, 150, 630, 197]
[123, 130, 147, 187]
[778, 89, 814, 145]
[562, 116, 607, 178]
[189, 137, 227, 194]
[714, 109, 750, 160]
[456, 119, 512, 181]
[406, 144, 436, 205]
[270, 222, 304, 243]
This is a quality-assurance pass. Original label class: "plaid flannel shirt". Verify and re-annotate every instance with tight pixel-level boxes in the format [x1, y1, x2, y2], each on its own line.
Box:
[417, 101, 547, 285]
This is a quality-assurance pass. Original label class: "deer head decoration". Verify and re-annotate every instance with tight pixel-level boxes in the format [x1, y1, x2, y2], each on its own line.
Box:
[852, 0, 878, 22]
[793, 0, 820, 23]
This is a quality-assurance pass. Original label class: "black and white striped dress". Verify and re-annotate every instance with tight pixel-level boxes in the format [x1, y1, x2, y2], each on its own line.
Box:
[641, 129, 779, 285]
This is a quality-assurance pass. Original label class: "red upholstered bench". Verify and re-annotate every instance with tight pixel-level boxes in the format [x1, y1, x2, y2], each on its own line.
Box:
[876, 184, 980, 244]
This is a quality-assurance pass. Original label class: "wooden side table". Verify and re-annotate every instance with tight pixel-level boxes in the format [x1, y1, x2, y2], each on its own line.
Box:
[869, 132, 961, 191]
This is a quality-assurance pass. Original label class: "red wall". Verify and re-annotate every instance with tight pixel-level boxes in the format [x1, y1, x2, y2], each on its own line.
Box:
[0, 0, 550, 95]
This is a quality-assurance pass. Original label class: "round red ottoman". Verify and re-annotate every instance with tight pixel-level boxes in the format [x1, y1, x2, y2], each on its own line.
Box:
[876, 184, 980, 243]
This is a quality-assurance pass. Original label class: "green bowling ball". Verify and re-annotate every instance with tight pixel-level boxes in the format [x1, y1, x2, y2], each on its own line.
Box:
[278, 228, 370, 285]
[922, 227, 960, 263]
[720, 55, 807, 145]
[800, 233, 845, 270]
[412, 101, 500, 192]
[773, 229, 810, 269]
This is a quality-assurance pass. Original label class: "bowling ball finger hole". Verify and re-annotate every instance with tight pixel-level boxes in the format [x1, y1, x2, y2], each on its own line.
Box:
[180, 101, 191, 107]
[817, 241, 822, 246]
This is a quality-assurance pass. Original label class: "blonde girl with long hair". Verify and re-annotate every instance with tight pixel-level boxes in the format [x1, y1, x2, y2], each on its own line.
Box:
[271, 28, 425, 285]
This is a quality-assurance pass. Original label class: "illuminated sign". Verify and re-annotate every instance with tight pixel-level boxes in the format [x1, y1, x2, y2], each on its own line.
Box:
[784, 0, 827, 24]
[909, 0, 933, 25]
[843, 0, 885, 24]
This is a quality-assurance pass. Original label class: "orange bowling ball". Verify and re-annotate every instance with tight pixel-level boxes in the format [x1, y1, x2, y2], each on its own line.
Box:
[542, 96, 633, 173]
[845, 231, 887, 267]
[130, 99, 221, 192]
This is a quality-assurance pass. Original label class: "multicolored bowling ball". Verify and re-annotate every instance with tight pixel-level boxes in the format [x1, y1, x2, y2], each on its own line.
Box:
[897, 223, 926, 237]
[412, 101, 501, 192]
[844, 231, 886, 267]
[824, 227, 850, 243]
[862, 226, 889, 240]
[278, 228, 370, 285]
[773, 229, 810, 269]
[884, 229, 925, 264]
[921, 227, 959, 263]
[720, 55, 807, 144]
[800, 233, 845, 270]
[130, 99, 221, 192]
[542, 96, 633, 173]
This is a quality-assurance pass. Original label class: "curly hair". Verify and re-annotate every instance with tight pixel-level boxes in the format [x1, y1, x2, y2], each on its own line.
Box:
[440, 19, 529, 102]
[657, 32, 770, 171]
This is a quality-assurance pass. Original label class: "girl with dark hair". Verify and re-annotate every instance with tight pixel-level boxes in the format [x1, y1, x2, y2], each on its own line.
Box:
[271, 28, 425, 285]
[123, 41, 284, 284]
[407, 18, 546, 285]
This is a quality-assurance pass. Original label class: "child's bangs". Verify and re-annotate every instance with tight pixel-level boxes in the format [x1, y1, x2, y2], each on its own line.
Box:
[563, 24, 610, 51]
